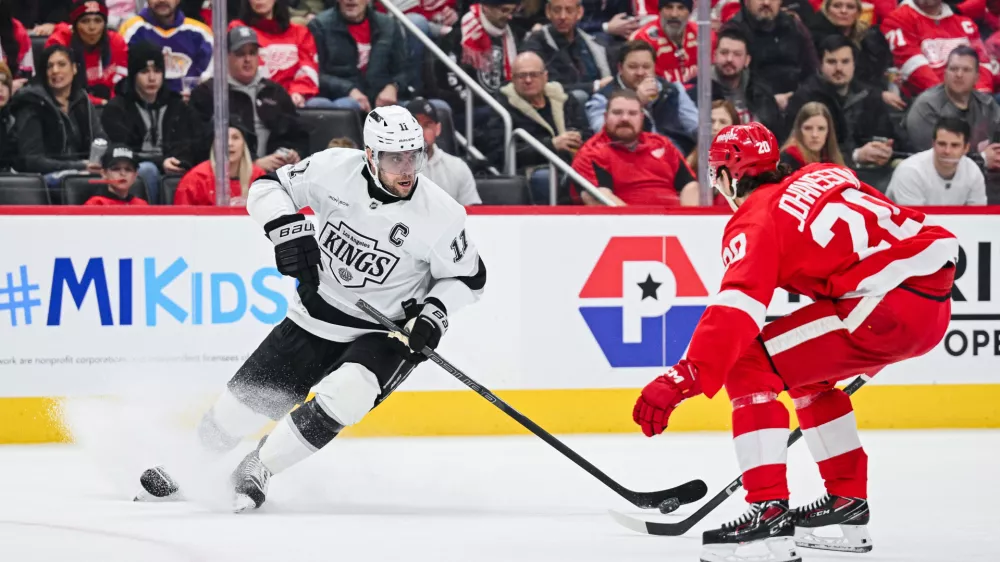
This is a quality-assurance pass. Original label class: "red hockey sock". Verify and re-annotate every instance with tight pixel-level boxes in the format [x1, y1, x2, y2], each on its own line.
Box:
[793, 389, 868, 498]
[731, 395, 791, 503]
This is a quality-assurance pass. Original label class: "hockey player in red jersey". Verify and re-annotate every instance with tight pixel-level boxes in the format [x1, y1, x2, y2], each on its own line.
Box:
[632, 123, 958, 562]
[881, 0, 998, 96]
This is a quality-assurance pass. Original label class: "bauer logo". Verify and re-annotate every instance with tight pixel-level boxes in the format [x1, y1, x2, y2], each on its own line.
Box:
[578, 237, 709, 368]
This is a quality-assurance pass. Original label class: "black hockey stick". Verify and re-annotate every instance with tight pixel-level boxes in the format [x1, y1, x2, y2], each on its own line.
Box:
[350, 297, 709, 511]
[609, 374, 870, 535]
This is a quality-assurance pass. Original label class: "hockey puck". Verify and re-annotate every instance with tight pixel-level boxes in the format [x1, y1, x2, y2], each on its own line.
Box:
[658, 498, 680, 514]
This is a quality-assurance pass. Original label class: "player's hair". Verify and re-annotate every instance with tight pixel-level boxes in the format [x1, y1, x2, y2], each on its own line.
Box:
[618, 40, 656, 66]
[818, 34, 856, 61]
[947, 45, 980, 70]
[821, 0, 869, 45]
[781, 102, 846, 166]
[733, 163, 795, 198]
[933, 117, 972, 144]
[240, 0, 291, 31]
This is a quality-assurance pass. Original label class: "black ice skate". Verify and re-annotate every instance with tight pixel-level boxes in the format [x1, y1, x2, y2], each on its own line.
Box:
[134, 466, 181, 502]
[231, 439, 271, 513]
[700, 500, 801, 562]
[791, 494, 873, 553]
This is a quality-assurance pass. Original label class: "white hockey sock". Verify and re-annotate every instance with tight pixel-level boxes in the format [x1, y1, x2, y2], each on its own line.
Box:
[258, 415, 318, 475]
[198, 388, 273, 452]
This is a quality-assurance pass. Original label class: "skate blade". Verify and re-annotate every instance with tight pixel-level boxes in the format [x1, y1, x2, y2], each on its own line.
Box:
[700, 537, 801, 562]
[794, 525, 873, 553]
[233, 493, 259, 513]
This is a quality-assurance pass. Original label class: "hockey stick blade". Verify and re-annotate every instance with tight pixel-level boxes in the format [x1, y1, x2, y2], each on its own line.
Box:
[609, 375, 870, 535]
[351, 297, 708, 511]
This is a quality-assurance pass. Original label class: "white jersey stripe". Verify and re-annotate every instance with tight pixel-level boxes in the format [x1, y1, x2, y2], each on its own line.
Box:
[844, 237, 958, 298]
[712, 289, 767, 331]
[900, 54, 931, 79]
[764, 316, 845, 356]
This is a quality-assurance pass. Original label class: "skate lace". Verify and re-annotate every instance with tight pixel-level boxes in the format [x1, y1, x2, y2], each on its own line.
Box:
[722, 503, 762, 529]
[241, 453, 269, 482]
[801, 493, 831, 513]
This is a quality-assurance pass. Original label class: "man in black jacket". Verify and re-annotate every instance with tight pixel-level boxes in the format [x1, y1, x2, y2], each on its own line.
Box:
[722, 0, 818, 112]
[102, 41, 204, 204]
[684, 26, 781, 134]
[190, 26, 310, 172]
[306, 0, 409, 111]
[785, 35, 897, 189]
[483, 52, 592, 203]
[521, 0, 613, 104]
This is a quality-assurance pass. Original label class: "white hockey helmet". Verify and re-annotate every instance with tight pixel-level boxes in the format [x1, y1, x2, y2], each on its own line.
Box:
[363, 106, 427, 189]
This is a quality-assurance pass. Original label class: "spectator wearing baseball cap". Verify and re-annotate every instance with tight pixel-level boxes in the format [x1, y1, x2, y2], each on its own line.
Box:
[45, 0, 129, 106]
[190, 26, 309, 172]
[84, 143, 149, 205]
[228, 0, 320, 108]
[406, 97, 482, 205]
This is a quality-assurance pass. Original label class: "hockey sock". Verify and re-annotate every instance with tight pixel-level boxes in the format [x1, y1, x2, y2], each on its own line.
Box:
[258, 399, 344, 475]
[731, 393, 791, 503]
[197, 388, 274, 453]
[793, 389, 868, 498]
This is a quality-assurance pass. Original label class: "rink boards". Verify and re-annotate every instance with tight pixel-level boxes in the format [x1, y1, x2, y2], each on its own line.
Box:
[0, 206, 998, 443]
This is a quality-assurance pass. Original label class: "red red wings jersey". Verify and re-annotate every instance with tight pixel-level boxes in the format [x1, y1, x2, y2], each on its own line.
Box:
[630, 20, 702, 83]
[46, 24, 128, 104]
[228, 19, 319, 98]
[881, 0, 997, 96]
[686, 164, 959, 398]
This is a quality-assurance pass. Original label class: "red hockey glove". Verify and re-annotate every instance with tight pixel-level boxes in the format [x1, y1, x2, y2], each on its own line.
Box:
[632, 360, 703, 437]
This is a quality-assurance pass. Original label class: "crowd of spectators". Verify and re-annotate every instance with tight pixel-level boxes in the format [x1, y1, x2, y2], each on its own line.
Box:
[1, 0, 999, 206]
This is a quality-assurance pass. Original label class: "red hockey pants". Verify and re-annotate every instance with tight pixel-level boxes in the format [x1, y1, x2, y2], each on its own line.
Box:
[724, 267, 954, 503]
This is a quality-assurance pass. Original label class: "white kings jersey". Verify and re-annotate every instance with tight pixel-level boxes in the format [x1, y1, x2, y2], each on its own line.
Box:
[246, 148, 487, 342]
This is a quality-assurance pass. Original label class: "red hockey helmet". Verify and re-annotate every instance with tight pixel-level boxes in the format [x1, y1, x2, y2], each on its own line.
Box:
[707, 123, 779, 208]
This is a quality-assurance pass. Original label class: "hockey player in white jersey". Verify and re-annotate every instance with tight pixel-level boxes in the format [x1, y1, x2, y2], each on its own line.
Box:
[136, 105, 486, 512]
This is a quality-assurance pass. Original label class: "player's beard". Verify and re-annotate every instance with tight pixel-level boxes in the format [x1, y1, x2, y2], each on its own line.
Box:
[381, 172, 416, 198]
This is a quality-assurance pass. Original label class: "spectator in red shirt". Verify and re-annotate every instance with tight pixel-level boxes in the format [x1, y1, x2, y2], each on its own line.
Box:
[229, 0, 320, 108]
[45, 0, 129, 106]
[85, 144, 150, 205]
[174, 123, 267, 206]
[572, 89, 699, 206]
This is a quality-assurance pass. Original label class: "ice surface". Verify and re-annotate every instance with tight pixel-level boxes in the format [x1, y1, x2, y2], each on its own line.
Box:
[0, 429, 997, 561]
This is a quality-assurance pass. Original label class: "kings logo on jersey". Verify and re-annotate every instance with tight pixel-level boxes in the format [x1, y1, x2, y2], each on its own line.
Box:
[319, 221, 400, 288]
[579, 237, 709, 368]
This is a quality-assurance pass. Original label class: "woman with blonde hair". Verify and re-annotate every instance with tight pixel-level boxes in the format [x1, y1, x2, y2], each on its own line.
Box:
[174, 124, 267, 206]
[780, 102, 845, 172]
[806, 0, 898, 109]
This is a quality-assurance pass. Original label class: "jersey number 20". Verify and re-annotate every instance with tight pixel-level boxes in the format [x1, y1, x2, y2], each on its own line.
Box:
[810, 188, 922, 259]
